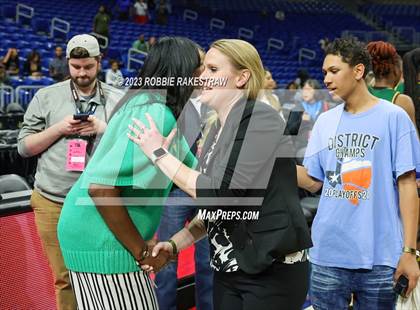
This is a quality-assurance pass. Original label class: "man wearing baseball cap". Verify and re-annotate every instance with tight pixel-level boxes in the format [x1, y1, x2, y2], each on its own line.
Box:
[17, 34, 124, 309]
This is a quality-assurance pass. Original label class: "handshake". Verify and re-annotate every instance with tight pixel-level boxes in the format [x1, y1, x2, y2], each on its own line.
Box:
[136, 240, 177, 273]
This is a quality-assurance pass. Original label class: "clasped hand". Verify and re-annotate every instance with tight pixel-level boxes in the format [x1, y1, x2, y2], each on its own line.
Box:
[137, 241, 176, 273]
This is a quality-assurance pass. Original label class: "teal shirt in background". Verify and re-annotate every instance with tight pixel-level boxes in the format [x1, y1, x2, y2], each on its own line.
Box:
[58, 92, 196, 274]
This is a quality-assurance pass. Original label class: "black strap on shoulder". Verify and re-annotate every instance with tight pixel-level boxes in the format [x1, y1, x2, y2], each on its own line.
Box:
[70, 80, 106, 115]
[220, 100, 255, 190]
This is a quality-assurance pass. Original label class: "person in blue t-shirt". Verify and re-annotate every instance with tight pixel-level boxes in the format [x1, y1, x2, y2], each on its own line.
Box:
[299, 79, 328, 122]
[297, 37, 420, 309]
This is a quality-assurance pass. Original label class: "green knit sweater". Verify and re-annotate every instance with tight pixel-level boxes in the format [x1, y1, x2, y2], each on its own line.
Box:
[58, 92, 196, 274]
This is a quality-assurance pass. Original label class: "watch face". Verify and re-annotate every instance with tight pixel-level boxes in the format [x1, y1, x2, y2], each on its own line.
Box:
[153, 148, 167, 157]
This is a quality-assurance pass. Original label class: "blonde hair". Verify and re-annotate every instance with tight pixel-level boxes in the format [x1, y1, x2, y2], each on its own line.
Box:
[262, 91, 281, 112]
[199, 40, 265, 148]
[210, 39, 265, 100]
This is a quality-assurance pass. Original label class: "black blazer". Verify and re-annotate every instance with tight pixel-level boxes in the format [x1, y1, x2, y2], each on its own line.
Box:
[177, 99, 209, 155]
[196, 98, 312, 274]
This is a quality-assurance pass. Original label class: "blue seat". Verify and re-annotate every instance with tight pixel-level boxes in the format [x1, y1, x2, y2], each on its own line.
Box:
[40, 77, 54, 85]
[0, 87, 14, 110]
[101, 59, 109, 69]
[41, 57, 53, 68]
[107, 48, 121, 61]
[39, 49, 52, 58]
[41, 66, 49, 76]
[17, 89, 34, 110]
[121, 68, 137, 78]
[10, 77, 25, 88]
[23, 77, 42, 85]
[2, 5, 15, 20]
[32, 18, 50, 34]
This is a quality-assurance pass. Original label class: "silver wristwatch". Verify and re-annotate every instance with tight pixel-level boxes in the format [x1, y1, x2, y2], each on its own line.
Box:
[150, 147, 168, 164]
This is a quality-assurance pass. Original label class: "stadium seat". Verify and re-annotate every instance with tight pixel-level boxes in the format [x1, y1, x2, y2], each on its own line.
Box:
[2, 5, 16, 20]
[0, 174, 31, 194]
[32, 18, 50, 34]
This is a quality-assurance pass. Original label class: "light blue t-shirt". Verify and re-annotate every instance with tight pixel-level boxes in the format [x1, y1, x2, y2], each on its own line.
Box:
[304, 100, 420, 269]
[302, 100, 323, 121]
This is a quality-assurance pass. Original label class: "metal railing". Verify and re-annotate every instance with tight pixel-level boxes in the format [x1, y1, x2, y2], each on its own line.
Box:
[392, 26, 416, 44]
[267, 38, 284, 53]
[91, 32, 109, 50]
[16, 3, 34, 24]
[298, 48, 316, 64]
[127, 48, 146, 71]
[238, 28, 254, 41]
[15, 85, 44, 109]
[341, 30, 369, 41]
[341, 28, 419, 49]
[50, 17, 70, 40]
[210, 18, 225, 31]
[183, 9, 198, 22]
[0, 86, 15, 111]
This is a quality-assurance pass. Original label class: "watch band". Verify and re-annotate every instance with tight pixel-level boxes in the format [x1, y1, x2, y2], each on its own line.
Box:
[151, 147, 168, 164]
[168, 239, 178, 255]
[402, 246, 419, 256]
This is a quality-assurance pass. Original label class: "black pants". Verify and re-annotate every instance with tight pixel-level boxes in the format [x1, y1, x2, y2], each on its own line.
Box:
[213, 261, 309, 310]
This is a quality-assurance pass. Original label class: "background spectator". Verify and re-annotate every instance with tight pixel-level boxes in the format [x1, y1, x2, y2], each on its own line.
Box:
[0, 63, 10, 85]
[105, 60, 123, 88]
[291, 79, 331, 153]
[147, 36, 157, 51]
[93, 5, 111, 47]
[132, 34, 148, 52]
[299, 79, 328, 122]
[156, 0, 170, 25]
[134, 0, 149, 24]
[49, 46, 69, 82]
[2, 48, 19, 76]
[259, 69, 281, 112]
[24, 50, 42, 77]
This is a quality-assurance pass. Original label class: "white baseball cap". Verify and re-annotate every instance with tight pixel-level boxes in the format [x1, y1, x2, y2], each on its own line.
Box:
[66, 34, 100, 58]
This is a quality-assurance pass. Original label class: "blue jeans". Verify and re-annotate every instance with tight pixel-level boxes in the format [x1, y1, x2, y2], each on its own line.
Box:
[156, 189, 213, 310]
[310, 263, 396, 310]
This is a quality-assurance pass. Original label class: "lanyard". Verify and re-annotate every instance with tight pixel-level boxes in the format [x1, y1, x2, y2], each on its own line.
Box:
[70, 80, 106, 117]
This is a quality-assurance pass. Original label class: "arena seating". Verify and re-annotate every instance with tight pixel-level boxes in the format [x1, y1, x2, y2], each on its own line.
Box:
[0, 0, 383, 111]
[2, 1, 419, 309]
[359, 3, 420, 43]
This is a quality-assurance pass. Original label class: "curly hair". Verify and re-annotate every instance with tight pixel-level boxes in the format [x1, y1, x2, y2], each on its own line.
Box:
[366, 41, 399, 78]
[324, 37, 372, 78]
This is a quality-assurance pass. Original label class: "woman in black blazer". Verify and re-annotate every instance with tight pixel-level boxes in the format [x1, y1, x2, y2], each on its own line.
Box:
[128, 39, 312, 309]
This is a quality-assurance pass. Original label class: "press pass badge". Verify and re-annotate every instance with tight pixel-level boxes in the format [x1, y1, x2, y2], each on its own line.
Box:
[66, 139, 87, 171]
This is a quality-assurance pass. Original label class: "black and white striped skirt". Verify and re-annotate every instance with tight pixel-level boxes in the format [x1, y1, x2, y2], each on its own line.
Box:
[69, 270, 159, 310]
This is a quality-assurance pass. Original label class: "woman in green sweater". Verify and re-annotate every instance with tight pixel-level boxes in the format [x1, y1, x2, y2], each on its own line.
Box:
[57, 37, 199, 309]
